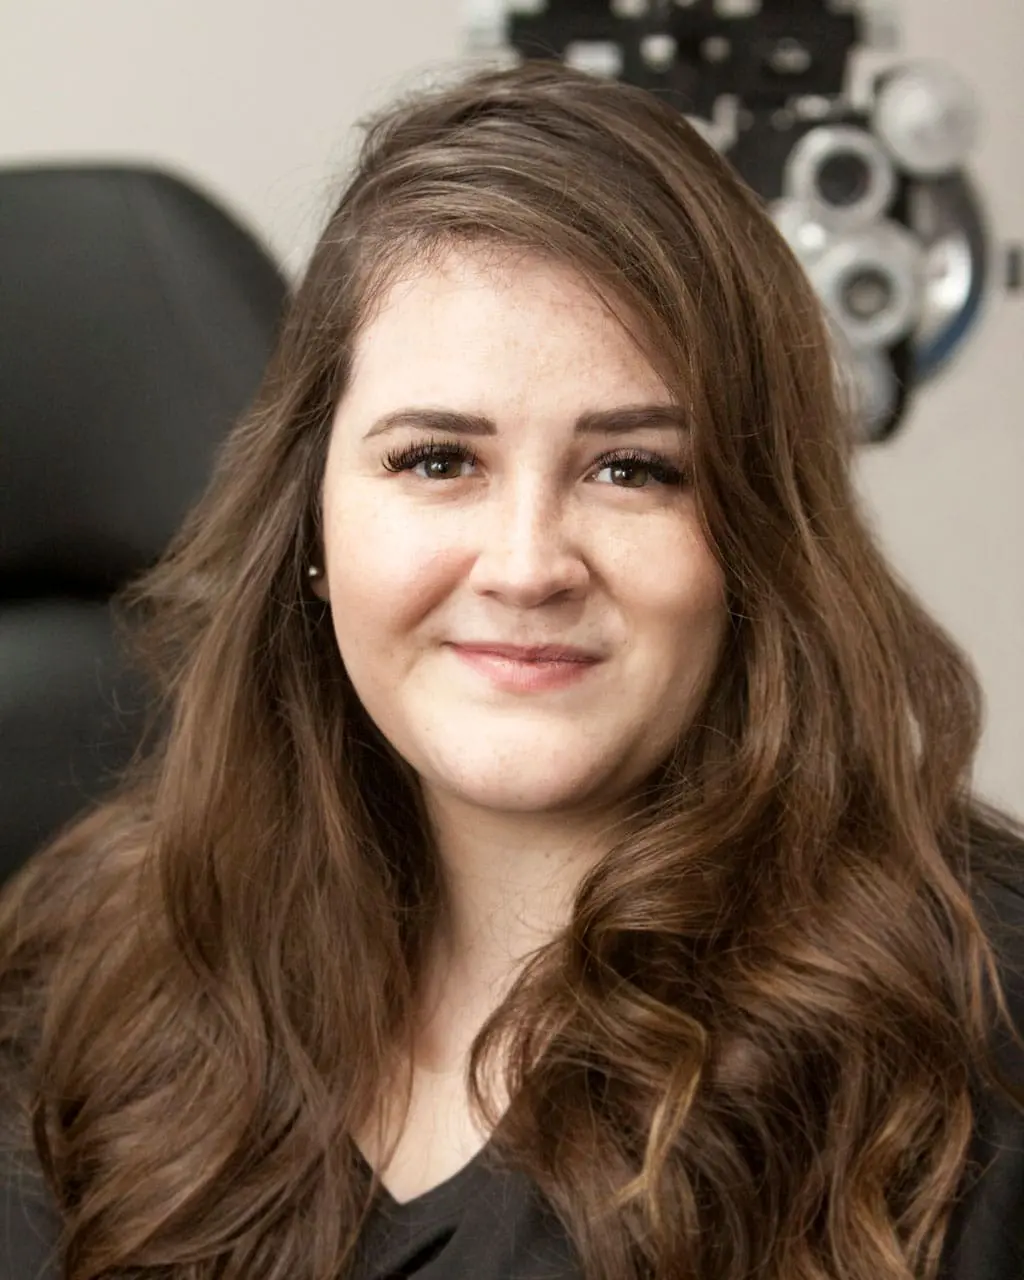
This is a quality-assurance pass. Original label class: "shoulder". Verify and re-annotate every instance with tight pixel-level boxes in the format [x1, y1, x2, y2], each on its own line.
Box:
[0, 801, 148, 1280]
[0, 1127, 62, 1280]
[969, 826, 1024, 1069]
[939, 827, 1024, 1280]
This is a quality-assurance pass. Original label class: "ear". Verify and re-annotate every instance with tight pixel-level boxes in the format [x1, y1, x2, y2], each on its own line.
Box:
[308, 565, 330, 602]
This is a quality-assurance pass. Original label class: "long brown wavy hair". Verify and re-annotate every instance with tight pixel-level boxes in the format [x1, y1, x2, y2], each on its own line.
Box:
[2, 60, 1023, 1280]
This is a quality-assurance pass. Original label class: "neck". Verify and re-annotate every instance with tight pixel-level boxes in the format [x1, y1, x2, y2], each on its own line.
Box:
[419, 789, 629, 1001]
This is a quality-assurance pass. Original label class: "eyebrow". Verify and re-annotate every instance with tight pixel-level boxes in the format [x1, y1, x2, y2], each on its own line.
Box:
[361, 404, 690, 441]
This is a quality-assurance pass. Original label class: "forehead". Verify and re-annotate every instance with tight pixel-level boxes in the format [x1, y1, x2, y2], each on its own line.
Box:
[344, 247, 671, 409]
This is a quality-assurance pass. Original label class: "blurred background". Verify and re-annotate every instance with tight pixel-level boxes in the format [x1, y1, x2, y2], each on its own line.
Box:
[0, 0, 1021, 878]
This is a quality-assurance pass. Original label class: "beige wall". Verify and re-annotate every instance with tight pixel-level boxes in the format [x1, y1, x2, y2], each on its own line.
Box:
[852, 2, 1024, 818]
[0, 1, 468, 270]
[1, 0, 1020, 816]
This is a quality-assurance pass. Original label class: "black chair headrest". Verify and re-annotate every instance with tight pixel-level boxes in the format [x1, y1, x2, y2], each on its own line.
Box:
[0, 164, 288, 879]
[0, 164, 288, 596]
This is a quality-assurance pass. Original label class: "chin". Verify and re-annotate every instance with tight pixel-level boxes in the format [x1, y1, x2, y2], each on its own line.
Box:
[425, 748, 627, 816]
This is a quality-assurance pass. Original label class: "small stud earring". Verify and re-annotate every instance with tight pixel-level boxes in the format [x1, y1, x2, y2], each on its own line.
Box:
[307, 564, 323, 580]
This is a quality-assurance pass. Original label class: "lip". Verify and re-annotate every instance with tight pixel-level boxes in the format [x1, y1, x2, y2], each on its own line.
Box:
[451, 642, 602, 662]
[448, 642, 603, 693]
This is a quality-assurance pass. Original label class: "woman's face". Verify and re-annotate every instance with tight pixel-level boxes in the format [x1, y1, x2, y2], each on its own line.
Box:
[316, 248, 728, 820]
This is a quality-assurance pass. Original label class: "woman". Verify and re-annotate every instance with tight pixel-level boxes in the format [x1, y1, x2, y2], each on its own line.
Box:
[1, 60, 1023, 1280]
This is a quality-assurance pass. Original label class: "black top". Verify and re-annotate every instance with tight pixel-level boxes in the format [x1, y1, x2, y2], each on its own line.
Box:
[3, 872, 1023, 1280]
[348, 1148, 578, 1280]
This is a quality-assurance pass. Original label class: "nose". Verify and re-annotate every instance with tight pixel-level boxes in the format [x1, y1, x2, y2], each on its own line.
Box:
[466, 476, 589, 607]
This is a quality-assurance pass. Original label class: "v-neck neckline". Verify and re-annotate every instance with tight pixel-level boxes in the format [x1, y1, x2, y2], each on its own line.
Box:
[355, 1140, 492, 1218]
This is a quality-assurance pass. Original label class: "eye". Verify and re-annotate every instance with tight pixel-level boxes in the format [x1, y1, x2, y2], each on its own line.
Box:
[591, 449, 687, 489]
[382, 439, 478, 480]
[381, 439, 689, 489]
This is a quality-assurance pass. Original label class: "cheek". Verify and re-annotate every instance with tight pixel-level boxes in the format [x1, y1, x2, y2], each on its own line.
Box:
[617, 528, 726, 630]
[322, 487, 459, 652]
[636, 556, 729, 694]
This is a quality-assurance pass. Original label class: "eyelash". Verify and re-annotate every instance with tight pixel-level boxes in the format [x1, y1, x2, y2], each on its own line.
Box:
[381, 437, 689, 489]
